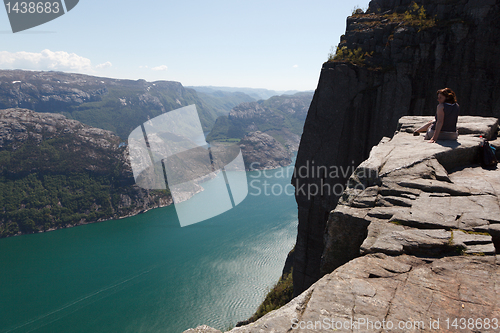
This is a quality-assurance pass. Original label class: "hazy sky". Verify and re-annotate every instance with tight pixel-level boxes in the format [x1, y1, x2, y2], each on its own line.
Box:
[1, 0, 371, 91]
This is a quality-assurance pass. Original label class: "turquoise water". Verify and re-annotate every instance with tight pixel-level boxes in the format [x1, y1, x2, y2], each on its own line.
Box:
[0, 164, 298, 333]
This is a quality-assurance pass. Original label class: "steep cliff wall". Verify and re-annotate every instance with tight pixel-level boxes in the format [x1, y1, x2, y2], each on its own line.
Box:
[184, 115, 500, 333]
[291, 0, 500, 295]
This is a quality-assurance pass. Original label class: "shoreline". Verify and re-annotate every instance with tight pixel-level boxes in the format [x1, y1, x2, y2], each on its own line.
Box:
[1, 153, 299, 240]
[0, 195, 175, 239]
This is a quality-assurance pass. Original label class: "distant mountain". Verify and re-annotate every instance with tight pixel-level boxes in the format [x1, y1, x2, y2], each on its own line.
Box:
[0, 71, 311, 142]
[205, 92, 313, 170]
[194, 90, 256, 115]
[0, 70, 224, 139]
[207, 92, 313, 150]
[188, 86, 310, 101]
[0, 108, 173, 238]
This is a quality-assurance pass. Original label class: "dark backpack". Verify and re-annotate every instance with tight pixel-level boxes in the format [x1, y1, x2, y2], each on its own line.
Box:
[479, 139, 498, 168]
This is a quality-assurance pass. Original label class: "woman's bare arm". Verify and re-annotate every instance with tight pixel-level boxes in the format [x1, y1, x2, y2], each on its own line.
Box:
[429, 105, 444, 143]
[414, 120, 434, 133]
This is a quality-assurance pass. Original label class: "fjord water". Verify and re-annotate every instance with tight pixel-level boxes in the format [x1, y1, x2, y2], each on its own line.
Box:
[0, 164, 298, 333]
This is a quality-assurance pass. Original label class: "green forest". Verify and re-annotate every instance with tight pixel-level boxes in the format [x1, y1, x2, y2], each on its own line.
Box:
[0, 126, 168, 238]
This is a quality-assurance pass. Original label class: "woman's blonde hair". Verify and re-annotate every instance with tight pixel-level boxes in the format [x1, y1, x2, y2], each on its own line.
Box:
[437, 88, 457, 104]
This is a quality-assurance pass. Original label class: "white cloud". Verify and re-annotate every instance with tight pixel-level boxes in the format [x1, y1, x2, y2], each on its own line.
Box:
[139, 65, 149, 69]
[0, 49, 112, 73]
[152, 65, 168, 71]
[293, 64, 299, 68]
[96, 61, 112, 69]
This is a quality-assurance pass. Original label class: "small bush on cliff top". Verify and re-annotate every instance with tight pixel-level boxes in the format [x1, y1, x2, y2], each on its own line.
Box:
[328, 46, 373, 65]
[389, 2, 436, 31]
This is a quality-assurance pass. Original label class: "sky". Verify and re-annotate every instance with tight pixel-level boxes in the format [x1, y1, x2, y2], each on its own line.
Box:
[1, 0, 371, 91]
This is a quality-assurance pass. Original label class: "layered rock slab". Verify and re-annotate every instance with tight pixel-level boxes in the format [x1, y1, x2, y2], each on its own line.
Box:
[322, 116, 499, 274]
[186, 254, 500, 333]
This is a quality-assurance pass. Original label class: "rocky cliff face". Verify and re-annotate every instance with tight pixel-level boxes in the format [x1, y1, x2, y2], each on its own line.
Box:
[291, 0, 500, 295]
[0, 108, 172, 237]
[185, 115, 500, 333]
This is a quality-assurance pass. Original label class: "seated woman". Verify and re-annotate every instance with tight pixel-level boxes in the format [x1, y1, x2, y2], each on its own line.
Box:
[414, 88, 459, 143]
